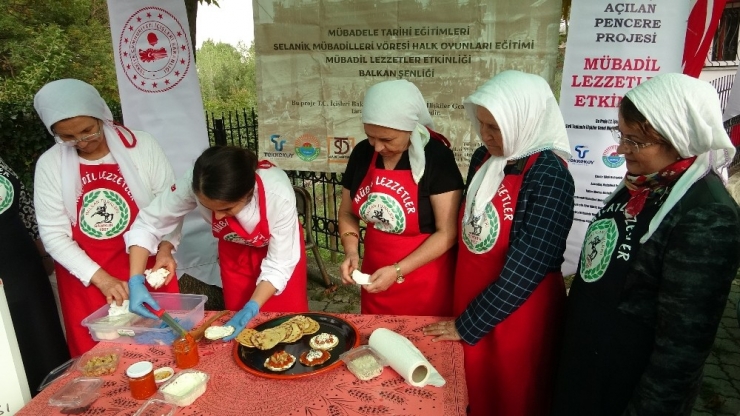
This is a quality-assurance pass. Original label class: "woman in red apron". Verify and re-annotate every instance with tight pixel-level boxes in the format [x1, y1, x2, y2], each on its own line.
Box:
[33, 79, 180, 357]
[423, 71, 575, 416]
[127, 146, 308, 339]
[338, 80, 464, 316]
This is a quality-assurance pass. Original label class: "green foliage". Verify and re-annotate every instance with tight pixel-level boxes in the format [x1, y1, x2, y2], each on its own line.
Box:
[0, 102, 53, 190]
[196, 40, 257, 114]
[0, 0, 118, 103]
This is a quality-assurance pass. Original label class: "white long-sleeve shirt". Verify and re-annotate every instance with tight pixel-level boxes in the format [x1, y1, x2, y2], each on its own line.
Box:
[34, 130, 179, 285]
[124, 166, 301, 295]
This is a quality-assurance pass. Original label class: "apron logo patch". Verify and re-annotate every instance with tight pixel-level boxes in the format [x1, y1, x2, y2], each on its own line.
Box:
[579, 218, 618, 282]
[462, 202, 499, 254]
[0, 175, 13, 215]
[360, 193, 406, 234]
[79, 189, 130, 239]
[223, 232, 269, 247]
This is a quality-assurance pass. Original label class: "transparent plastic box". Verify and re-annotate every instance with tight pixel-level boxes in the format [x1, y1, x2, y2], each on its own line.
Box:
[77, 346, 122, 377]
[339, 345, 387, 381]
[133, 398, 178, 416]
[159, 369, 209, 407]
[48, 377, 103, 413]
[81, 293, 207, 345]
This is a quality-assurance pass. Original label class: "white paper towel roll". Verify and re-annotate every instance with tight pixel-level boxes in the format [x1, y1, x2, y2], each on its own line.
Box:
[368, 328, 445, 387]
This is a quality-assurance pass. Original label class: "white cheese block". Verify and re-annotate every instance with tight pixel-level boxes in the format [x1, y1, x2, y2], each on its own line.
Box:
[145, 268, 170, 289]
[351, 270, 371, 285]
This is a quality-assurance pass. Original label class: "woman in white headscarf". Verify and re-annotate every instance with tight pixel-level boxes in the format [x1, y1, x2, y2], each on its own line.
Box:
[552, 73, 740, 416]
[338, 79, 464, 316]
[33, 79, 180, 356]
[423, 70, 575, 416]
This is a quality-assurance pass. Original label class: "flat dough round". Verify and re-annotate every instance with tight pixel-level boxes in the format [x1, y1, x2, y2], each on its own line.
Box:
[236, 328, 258, 348]
[309, 332, 339, 350]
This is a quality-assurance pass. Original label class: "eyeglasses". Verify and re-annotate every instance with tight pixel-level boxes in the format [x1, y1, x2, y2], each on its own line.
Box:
[610, 126, 655, 153]
[54, 122, 103, 147]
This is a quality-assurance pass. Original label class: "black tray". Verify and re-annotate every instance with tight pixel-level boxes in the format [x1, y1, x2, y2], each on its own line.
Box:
[232, 312, 360, 379]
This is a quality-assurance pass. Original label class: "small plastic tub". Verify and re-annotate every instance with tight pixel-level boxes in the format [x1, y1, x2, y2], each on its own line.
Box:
[154, 367, 174, 384]
[133, 398, 178, 416]
[159, 369, 209, 406]
[48, 377, 103, 413]
[76, 347, 122, 377]
[339, 345, 386, 381]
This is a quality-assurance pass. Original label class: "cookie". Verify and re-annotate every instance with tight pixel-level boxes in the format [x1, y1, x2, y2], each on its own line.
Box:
[236, 328, 258, 348]
[309, 332, 339, 350]
[299, 349, 331, 366]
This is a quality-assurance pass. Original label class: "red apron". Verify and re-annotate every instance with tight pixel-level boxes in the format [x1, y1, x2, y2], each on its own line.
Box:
[453, 153, 565, 416]
[56, 163, 178, 357]
[353, 152, 455, 316]
[213, 167, 308, 312]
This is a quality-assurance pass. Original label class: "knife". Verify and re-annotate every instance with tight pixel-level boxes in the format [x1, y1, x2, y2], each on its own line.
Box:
[144, 304, 188, 336]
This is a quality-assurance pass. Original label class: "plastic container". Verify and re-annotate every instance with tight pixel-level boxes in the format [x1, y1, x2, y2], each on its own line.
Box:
[154, 367, 174, 384]
[127, 361, 158, 400]
[133, 398, 178, 416]
[81, 293, 207, 345]
[38, 357, 76, 392]
[339, 345, 386, 381]
[77, 346, 122, 377]
[48, 377, 103, 413]
[159, 369, 209, 406]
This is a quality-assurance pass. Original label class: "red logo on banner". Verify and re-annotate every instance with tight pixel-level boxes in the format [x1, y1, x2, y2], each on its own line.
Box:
[118, 7, 190, 93]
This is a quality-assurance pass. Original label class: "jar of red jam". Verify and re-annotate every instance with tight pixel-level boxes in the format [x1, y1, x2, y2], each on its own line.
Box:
[173, 333, 199, 369]
[126, 361, 157, 400]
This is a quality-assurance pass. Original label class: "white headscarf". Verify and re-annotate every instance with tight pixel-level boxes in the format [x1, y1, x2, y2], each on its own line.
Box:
[463, 70, 571, 222]
[362, 79, 434, 184]
[605, 73, 736, 243]
[34, 79, 153, 225]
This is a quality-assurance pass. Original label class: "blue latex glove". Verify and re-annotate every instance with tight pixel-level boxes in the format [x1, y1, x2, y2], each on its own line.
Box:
[128, 274, 160, 320]
[222, 300, 260, 341]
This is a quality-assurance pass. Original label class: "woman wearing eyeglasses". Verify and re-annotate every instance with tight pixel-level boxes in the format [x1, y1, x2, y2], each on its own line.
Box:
[33, 79, 180, 356]
[552, 74, 740, 416]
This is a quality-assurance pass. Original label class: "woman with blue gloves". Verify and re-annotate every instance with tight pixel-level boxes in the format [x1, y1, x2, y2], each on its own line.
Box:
[125, 146, 309, 340]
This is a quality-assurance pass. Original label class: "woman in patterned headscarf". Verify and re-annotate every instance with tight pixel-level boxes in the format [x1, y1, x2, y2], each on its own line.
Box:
[424, 70, 575, 416]
[552, 73, 740, 415]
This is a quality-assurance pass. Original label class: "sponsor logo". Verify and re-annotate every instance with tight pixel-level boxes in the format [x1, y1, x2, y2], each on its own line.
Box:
[327, 136, 355, 163]
[294, 133, 321, 162]
[602, 145, 625, 168]
[0, 175, 13, 215]
[270, 134, 286, 151]
[79, 189, 131, 239]
[118, 7, 191, 93]
[263, 133, 294, 158]
[569, 144, 595, 165]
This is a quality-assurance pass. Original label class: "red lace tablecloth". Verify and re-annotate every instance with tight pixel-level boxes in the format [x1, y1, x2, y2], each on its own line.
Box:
[18, 312, 468, 416]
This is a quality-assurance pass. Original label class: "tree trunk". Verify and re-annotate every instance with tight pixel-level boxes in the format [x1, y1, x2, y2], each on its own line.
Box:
[184, 0, 198, 61]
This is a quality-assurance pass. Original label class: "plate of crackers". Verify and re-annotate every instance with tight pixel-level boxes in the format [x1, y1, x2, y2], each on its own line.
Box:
[232, 313, 360, 379]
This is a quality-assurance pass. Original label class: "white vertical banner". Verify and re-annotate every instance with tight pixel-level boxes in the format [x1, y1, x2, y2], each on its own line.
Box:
[0, 281, 31, 414]
[559, 1, 691, 275]
[107, 1, 221, 286]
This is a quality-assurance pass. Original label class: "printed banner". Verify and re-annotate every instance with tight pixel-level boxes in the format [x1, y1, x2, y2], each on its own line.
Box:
[107, 0, 221, 286]
[559, 0, 691, 275]
[0, 282, 30, 413]
[254, 0, 563, 174]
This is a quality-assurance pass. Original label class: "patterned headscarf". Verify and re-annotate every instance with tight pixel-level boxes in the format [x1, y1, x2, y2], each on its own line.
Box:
[604, 73, 736, 242]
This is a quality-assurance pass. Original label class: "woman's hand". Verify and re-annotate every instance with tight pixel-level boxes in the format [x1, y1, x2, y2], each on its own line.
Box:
[364, 265, 397, 293]
[340, 252, 360, 285]
[154, 241, 177, 284]
[90, 269, 129, 305]
[423, 320, 461, 342]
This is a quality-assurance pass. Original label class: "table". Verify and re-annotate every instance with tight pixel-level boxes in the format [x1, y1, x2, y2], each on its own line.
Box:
[18, 312, 468, 415]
